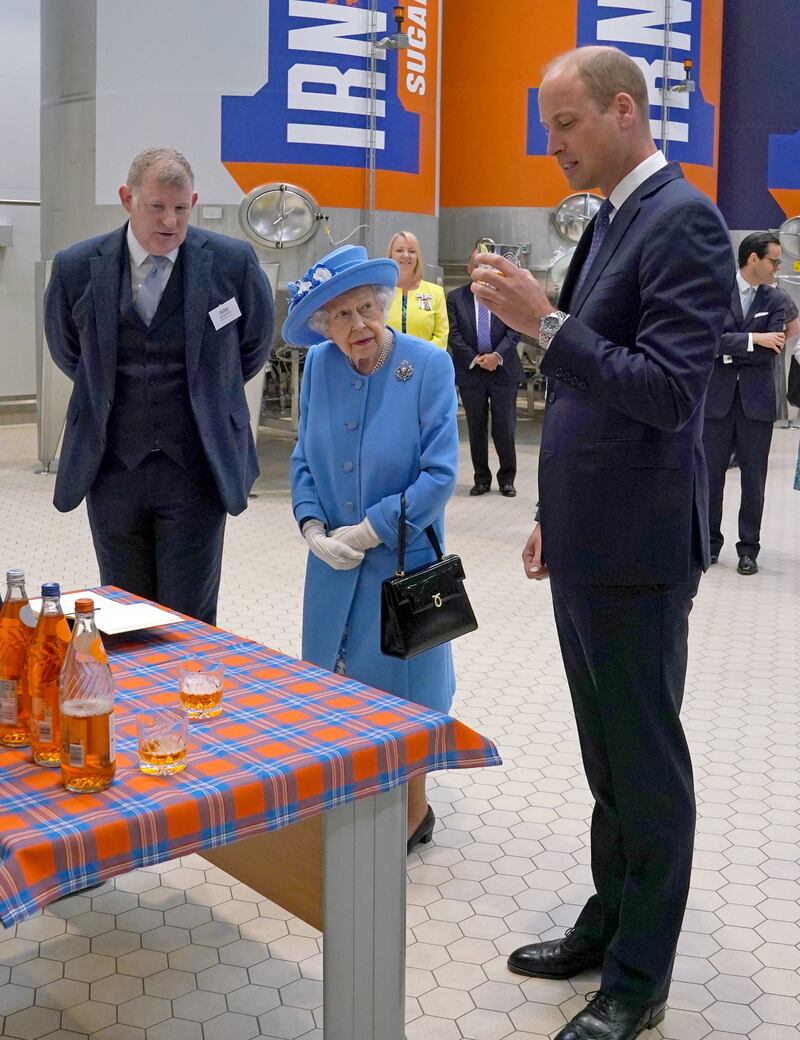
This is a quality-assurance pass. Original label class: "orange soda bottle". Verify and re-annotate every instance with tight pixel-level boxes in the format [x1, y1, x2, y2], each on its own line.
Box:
[28, 584, 71, 767]
[0, 569, 37, 747]
[59, 598, 116, 793]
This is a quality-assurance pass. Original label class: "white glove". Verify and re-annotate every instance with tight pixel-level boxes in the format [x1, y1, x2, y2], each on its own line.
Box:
[302, 520, 364, 571]
[328, 517, 382, 553]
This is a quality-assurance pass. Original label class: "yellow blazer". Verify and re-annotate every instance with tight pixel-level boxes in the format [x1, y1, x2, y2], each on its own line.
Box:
[387, 280, 449, 348]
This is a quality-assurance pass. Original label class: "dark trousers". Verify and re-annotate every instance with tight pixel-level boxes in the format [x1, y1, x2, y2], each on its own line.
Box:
[458, 382, 517, 486]
[87, 451, 227, 625]
[550, 574, 700, 1007]
[703, 385, 774, 558]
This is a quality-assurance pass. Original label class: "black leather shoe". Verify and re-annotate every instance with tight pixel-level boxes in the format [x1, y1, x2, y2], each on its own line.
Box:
[737, 554, 758, 575]
[507, 930, 603, 979]
[710, 554, 719, 564]
[469, 484, 490, 496]
[554, 991, 666, 1040]
[407, 805, 435, 855]
[499, 484, 517, 497]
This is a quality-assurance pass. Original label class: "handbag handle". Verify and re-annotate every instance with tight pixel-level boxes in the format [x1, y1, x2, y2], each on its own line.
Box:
[396, 492, 444, 576]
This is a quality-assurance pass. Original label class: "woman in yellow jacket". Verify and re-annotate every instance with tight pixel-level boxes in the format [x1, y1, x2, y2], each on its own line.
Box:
[386, 231, 449, 348]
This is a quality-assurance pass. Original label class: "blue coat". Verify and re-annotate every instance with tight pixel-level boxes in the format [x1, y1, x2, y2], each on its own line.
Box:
[44, 224, 274, 515]
[290, 333, 458, 713]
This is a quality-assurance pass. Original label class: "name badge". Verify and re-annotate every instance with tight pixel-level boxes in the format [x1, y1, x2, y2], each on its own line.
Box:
[209, 297, 242, 330]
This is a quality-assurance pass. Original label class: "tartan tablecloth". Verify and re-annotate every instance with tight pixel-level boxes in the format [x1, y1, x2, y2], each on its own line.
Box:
[0, 588, 500, 925]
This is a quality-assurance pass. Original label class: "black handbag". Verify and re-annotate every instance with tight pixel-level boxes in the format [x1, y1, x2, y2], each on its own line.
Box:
[787, 356, 800, 409]
[380, 493, 478, 660]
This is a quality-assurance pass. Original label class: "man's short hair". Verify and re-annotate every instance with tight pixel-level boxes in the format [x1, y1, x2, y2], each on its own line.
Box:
[545, 46, 650, 121]
[127, 148, 195, 192]
[738, 231, 780, 269]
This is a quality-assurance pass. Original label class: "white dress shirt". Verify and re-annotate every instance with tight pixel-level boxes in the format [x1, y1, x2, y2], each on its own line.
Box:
[608, 150, 668, 221]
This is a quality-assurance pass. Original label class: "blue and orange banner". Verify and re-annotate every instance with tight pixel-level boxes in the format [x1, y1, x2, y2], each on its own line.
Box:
[441, 0, 723, 208]
[222, 0, 440, 215]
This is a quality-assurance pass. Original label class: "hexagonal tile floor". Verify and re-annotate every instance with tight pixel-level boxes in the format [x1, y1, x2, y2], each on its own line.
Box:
[1, 418, 798, 1039]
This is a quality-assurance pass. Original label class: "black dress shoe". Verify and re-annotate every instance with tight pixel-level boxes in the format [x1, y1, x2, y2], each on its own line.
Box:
[507, 930, 603, 979]
[737, 554, 758, 575]
[407, 805, 435, 855]
[555, 991, 666, 1040]
[499, 484, 517, 497]
[469, 484, 490, 496]
[710, 553, 719, 564]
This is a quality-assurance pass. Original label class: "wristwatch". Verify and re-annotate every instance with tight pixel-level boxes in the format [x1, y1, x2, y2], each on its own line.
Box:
[538, 310, 569, 350]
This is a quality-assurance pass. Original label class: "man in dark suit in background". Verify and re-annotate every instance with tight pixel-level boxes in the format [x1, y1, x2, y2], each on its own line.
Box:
[702, 232, 785, 575]
[447, 250, 522, 496]
[472, 47, 734, 1040]
[45, 147, 274, 624]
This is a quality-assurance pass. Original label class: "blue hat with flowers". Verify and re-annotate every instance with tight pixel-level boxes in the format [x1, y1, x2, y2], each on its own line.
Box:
[282, 245, 399, 347]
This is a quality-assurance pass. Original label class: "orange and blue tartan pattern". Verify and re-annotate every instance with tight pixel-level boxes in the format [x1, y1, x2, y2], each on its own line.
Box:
[0, 589, 500, 925]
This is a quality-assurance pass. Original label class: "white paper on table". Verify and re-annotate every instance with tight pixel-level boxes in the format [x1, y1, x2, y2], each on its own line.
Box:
[95, 603, 181, 635]
[28, 592, 120, 616]
[27, 593, 181, 634]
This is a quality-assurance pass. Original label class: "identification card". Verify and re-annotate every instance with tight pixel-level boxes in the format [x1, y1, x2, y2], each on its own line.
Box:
[209, 297, 242, 330]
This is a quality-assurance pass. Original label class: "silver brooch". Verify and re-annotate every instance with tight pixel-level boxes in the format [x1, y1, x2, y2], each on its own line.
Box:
[395, 360, 414, 382]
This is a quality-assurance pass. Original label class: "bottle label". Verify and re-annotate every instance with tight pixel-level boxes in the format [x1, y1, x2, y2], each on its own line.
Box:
[38, 719, 53, 744]
[68, 743, 85, 769]
[0, 680, 18, 725]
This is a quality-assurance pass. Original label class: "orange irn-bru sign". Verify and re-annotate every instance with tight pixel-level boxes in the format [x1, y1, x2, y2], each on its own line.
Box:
[441, 0, 723, 208]
[222, 0, 439, 215]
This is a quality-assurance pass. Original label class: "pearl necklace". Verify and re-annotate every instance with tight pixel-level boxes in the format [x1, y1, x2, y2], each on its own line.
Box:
[350, 329, 394, 375]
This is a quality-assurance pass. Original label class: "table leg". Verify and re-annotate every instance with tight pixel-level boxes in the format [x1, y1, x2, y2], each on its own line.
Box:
[323, 785, 407, 1040]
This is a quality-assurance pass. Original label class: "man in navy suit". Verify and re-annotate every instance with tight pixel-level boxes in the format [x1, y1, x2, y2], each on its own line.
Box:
[44, 148, 274, 625]
[702, 232, 785, 575]
[447, 250, 522, 496]
[472, 48, 734, 1040]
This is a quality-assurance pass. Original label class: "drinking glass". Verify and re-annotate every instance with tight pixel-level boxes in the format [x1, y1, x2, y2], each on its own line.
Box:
[137, 710, 188, 775]
[177, 660, 225, 720]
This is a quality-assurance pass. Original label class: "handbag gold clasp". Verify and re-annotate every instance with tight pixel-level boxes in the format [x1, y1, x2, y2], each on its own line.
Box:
[432, 593, 443, 608]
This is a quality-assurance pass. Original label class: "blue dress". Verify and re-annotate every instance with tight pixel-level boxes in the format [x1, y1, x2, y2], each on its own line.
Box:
[290, 332, 458, 713]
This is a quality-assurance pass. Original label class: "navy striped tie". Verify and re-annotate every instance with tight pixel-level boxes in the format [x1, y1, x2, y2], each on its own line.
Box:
[572, 199, 614, 300]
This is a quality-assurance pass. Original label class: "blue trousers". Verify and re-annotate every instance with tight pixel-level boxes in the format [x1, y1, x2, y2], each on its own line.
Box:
[550, 572, 700, 1007]
[87, 451, 226, 625]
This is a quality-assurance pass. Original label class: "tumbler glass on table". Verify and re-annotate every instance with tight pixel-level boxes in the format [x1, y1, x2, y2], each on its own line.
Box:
[137, 710, 188, 775]
[177, 660, 224, 720]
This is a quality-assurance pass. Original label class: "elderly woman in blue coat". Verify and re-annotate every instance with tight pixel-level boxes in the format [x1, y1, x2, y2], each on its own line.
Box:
[284, 244, 459, 854]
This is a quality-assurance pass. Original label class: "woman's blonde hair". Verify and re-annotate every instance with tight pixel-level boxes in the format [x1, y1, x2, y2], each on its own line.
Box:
[387, 231, 424, 281]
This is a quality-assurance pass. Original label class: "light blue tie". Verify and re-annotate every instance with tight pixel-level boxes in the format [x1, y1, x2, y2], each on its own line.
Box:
[572, 198, 614, 300]
[477, 302, 492, 352]
[135, 255, 169, 326]
[742, 285, 755, 316]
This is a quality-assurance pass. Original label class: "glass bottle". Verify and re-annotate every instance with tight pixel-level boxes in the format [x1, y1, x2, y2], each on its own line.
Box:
[0, 569, 37, 747]
[28, 583, 71, 767]
[59, 598, 116, 793]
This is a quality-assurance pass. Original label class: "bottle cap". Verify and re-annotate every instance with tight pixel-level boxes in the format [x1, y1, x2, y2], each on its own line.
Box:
[41, 583, 61, 598]
[6, 569, 25, 582]
[73, 598, 95, 614]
